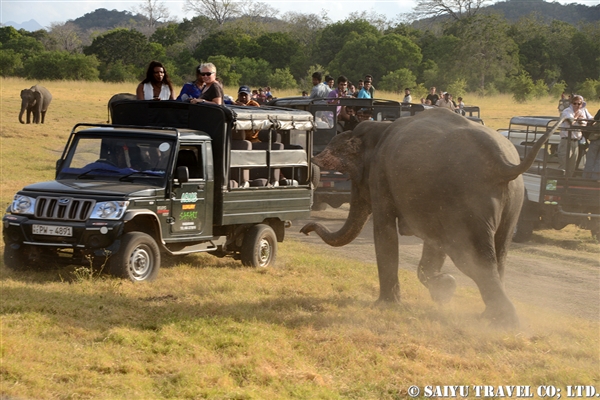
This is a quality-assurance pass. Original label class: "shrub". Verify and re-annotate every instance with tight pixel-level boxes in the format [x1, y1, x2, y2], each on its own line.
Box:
[268, 68, 297, 90]
[0, 48, 23, 76]
[379, 68, 416, 94]
[532, 79, 549, 99]
[576, 79, 600, 102]
[446, 78, 468, 98]
[510, 71, 535, 103]
[549, 80, 567, 98]
[23, 51, 99, 80]
[100, 62, 139, 82]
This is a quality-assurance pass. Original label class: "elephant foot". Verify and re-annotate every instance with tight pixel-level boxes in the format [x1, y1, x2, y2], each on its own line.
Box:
[480, 304, 520, 329]
[427, 273, 457, 304]
[377, 285, 401, 304]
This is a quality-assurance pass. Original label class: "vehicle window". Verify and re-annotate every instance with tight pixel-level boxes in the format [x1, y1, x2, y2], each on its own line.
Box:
[176, 145, 204, 180]
[57, 136, 174, 184]
[315, 111, 334, 129]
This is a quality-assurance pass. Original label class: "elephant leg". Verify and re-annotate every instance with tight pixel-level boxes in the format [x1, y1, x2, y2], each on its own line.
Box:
[41, 111, 46, 124]
[372, 204, 400, 303]
[27, 110, 32, 124]
[445, 237, 519, 328]
[417, 241, 456, 304]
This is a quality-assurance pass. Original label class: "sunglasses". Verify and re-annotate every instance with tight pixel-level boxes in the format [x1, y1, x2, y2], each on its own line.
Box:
[198, 72, 214, 76]
[572, 102, 582, 105]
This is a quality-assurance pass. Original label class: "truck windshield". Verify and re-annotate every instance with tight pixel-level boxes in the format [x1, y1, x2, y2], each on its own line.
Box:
[57, 136, 174, 185]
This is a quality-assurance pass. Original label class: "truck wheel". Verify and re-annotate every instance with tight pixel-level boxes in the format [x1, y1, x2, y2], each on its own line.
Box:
[241, 224, 277, 268]
[109, 232, 160, 282]
[310, 164, 321, 189]
[3, 244, 28, 270]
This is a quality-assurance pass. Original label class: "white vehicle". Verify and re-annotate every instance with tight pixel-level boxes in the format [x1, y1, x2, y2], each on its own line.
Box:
[502, 116, 599, 241]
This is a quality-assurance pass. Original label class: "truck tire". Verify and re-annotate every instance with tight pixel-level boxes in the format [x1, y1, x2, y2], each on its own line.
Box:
[3, 244, 28, 270]
[311, 164, 320, 189]
[241, 224, 277, 268]
[109, 232, 160, 282]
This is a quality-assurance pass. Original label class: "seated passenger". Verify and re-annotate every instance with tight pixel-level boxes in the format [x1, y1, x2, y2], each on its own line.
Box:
[176, 65, 204, 102]
[234, 86, 260, 107]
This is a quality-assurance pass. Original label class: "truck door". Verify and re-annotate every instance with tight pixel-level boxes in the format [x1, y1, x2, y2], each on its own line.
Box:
[170, 144, 207, 236]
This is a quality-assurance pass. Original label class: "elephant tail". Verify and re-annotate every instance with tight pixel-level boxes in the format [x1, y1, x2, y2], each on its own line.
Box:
[500, 117, 568, 182]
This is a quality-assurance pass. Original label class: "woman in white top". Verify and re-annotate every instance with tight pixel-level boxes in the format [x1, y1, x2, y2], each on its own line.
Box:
[136, 61, 175, 101]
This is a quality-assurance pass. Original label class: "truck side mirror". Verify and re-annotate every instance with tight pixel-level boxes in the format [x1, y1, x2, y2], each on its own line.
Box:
[176, 166, 190, 183]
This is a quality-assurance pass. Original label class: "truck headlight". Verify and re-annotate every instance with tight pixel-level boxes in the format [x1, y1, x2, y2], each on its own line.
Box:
[11, 195, 36, 214]
[91, 201, 129, 220]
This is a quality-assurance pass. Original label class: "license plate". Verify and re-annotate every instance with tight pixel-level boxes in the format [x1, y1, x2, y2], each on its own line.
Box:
[32, 224, 73, 237]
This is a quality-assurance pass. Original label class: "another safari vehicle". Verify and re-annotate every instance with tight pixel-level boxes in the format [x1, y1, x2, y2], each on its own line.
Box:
[268, 96, 407, 209]
[501, 116, 600, 241]
[3, 101, 316, 280]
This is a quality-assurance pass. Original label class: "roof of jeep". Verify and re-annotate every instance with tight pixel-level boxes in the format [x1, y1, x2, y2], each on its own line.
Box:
[75, 125, 212, 141]
[110, 100, 314, 132]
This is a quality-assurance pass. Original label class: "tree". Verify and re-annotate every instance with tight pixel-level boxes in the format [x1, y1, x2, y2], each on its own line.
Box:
[312, 19, 380, 68]
[234, 57, 272, 87]
[48, 22, 82, 53]
[184, 0, 243, 25]
[445, 15, 519, 93]
[207, 55, 241, 86]
[379, 68, 417, 93]
[193, 28, 258, 60]
[328, 32, 422, 84]
[83, 28, 154, 69]
[255, 32, 301, 70]
[268, 67, 297, 90]
[0, 49, 23, 76]
[411, 0, 491, 21]
[510, 70, 535, 103]
[131, 0, 170, 29]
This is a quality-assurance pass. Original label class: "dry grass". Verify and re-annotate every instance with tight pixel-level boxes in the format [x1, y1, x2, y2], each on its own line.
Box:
[1, 78, 599, 399]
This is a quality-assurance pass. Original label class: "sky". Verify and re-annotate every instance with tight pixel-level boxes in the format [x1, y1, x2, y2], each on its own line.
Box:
[1, 0, 597, 29]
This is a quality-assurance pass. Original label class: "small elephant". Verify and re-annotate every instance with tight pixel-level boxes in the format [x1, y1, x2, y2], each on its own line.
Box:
[19, 85, 52, 124]
[301, 108, 557, 328]
[107, 93, 137, 123]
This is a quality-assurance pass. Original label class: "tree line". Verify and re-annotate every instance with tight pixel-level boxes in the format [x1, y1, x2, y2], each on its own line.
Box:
[1, 4, 599, 102]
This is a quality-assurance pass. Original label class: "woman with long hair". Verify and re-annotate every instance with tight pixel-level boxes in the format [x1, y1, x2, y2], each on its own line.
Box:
[136, 61, 175, 101]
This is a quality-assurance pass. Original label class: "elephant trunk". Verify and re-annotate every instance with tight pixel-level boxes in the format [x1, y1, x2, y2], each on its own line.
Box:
[18, 103, 26, 124]
[300, 184, 372, 247]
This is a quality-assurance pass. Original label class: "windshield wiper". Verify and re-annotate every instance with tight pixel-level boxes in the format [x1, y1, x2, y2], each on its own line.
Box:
[119, 171, 162, 181]
[76, 168, 122, 179]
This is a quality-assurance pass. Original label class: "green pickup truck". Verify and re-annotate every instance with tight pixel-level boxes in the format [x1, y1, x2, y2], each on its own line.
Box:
[3, 101, 316, 280]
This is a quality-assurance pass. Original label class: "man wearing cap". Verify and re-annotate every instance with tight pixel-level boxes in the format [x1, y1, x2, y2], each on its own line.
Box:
[234, 86, 260, 107]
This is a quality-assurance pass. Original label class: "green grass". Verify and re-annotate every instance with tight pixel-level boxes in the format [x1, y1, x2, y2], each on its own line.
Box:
[1, 77, 599, 399]
[1, 243, 598, 399]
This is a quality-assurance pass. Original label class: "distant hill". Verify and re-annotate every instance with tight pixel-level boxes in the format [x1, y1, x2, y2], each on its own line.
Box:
[3, 19, 45, 31]
[489, 0, 600, 24]
[68, 8, 147, 30]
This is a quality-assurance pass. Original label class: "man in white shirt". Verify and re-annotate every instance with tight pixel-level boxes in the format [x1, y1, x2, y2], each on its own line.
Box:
[403, 88, 412, 103]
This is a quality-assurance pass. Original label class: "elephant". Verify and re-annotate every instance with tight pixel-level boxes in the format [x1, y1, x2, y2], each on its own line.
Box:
[107, 93, 137, 123]
[19, 85, 52, 124]
[300, 108, 556, 327]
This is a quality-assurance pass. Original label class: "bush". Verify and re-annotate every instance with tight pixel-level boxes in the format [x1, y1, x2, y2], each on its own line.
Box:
[0, 48, 23, 76]
[532, 79, 549, 98]
[100, 62, 139, 82]
[23, 51, 99, 80]
[549, 80, 567, 98]
[446, 78, 467, 98]
[576, 79, 600, 102]
[379, 68, 416, 94]
[268, 68, 297, 90]
[510, 71, 535, 103]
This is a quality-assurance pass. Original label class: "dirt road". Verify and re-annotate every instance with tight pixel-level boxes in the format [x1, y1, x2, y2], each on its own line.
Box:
[287, 206, 600, 321]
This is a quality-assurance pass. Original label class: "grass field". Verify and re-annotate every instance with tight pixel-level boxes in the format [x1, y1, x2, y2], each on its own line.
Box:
[1, 78, 599, 399]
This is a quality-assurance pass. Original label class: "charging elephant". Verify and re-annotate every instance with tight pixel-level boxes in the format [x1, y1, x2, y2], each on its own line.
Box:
[19, 85, 52, 124]
[301, 108, 555, 327]
[107, 93, 136, 123]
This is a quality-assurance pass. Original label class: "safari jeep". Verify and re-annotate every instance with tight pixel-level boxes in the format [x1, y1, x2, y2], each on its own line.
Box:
[501, 116, 600, 241]
[3, 101, 316, 281]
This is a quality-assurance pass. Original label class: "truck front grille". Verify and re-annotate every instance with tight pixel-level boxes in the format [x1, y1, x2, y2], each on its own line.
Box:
[35, 197, 95, 221]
